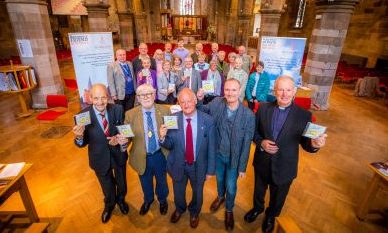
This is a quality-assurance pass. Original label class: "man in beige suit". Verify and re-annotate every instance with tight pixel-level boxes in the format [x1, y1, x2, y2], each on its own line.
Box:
[107, 49, 136, 112]
[124, 84, 170, 216]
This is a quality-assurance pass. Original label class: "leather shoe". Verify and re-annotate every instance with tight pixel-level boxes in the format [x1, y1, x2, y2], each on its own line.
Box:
[261, 217, 275, 233]
[139, 201, 153, 215]
[117, 201, 129, 215]
[190, 215, 199, 228]
[244, 208, 263, 223]
[210, 196, 225, 212]
[160, 202, 168, 215]
[101, 207, 113, 223]
[225, 211, 234, 231]
[170, 210, 182, 223]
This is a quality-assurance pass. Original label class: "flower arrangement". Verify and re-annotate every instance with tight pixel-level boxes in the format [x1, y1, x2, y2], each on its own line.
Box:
[207, 24, 216, 40]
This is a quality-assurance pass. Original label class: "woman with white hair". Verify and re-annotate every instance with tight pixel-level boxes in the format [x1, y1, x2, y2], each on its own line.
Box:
[227, 57, 248, 102]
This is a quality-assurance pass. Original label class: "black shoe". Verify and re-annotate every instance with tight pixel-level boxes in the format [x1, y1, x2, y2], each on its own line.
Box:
[244, 208, 263, 223]
[139, 201, 153, 215]
[101, 207, 113, 223]
[261, 217, 275, 233]
[210, 197, 225, 212]
[160, 202, 168, 215]
[225, 211, 234, 231]
[170, 210, 182, 223]
[117, 201, 129, 215]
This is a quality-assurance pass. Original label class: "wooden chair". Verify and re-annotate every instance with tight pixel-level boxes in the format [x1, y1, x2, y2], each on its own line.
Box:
[273, 216, 302, 233]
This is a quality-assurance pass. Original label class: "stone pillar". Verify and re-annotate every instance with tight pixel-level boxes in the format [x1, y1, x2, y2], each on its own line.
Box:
[305, 0, 359, 110]
[134, 14, 149, 44]
[83, 2, 110, 32]
[256, 9, 282, 56]
[117, 11, 135, 50]
[6, 0, 63, 108]
[237, 0, 254, 47]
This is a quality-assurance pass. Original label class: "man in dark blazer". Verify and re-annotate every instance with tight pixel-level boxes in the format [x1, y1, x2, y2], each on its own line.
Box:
[132, 43, 157, 75]
[176, 57, 202, 95]
[159, 88, 216, 229]
[244, 76, 327, 233]
[73, 84, 129, 223]
[107, 49, 136, 112]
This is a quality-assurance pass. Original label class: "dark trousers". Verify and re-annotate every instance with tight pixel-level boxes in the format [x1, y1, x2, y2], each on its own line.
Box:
[139, 151, 169, 204]
[253, 164, 292, 219]
[95, 156, 127, 209]
[248, 97, 257, 110]
[173, 163, 204, 217]
[115, 93, 135, 112]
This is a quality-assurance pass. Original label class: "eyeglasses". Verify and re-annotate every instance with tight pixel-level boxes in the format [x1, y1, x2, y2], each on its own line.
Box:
[137, 92, 154, 99]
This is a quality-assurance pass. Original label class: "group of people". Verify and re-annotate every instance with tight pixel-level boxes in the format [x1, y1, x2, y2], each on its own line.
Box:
[73, 41, 327, 233]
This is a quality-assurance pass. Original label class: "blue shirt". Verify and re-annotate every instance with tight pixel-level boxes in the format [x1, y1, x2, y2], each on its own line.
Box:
[120, 62, 135, 95]
[271, 105, 291, 140]
[183, 111, 198, 161]
[93, 106, 109, 131]
[173, 48, 190, 61]
[142, 106, 160, 152]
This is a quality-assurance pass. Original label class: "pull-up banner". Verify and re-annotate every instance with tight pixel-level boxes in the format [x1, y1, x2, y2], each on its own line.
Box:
[259, 36, 306, 90]
[69, 32, 114, 108]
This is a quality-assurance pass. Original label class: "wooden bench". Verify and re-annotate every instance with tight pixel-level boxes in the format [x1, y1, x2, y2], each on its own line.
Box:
[24, 222, 49, 233]
[273, 216, 302, 233]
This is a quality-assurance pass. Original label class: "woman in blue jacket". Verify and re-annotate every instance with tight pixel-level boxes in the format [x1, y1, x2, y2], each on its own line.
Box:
[245, 61, 270, 110]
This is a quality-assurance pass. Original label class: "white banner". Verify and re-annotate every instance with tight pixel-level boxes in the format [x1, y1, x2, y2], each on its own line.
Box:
[69, 32, 114, 108]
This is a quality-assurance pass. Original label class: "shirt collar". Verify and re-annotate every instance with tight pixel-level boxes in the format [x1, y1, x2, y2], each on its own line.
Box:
[142, 106, 155, 115]
[183, 111, 197, 121]
[93, 106, 107, 116]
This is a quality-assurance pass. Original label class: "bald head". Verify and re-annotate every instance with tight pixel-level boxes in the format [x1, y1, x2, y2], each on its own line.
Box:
[178, 88, 197, 116]
[116, 49, 126, 62]
[274, 75, 297, 107]
[90, 83, 108, 112]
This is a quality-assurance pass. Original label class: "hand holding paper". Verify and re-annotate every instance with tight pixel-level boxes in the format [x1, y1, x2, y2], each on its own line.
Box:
[311, 133, 327, 148]
[72, 125, 85, 139]
[164, 116, 178, 129]
[159, 124, 168, 140]
[74, 112, 91, 126]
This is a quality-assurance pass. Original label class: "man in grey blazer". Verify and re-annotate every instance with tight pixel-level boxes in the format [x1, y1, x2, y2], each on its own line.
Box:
[159, 88, 216, 229]
[107, 49, 136, 112]
[197, 78, 255, 230]
[176, 57, 202, 95]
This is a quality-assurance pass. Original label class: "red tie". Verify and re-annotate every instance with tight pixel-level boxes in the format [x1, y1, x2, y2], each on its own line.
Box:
[100, 113, 110, 137]
[185, 118, 194, 165]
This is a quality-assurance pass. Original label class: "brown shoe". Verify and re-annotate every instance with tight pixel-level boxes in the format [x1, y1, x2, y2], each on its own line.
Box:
[210, 197, 225, 212]
[170, 210, 182, 223]
[190, 215, 199, 228]
[225, 211, 234, 231]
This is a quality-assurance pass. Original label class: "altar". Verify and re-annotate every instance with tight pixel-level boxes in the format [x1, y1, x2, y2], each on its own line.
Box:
[171, 15, 208, 41]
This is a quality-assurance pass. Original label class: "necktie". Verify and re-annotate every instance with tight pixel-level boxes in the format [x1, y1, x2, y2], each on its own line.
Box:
[146, 112, 157, 153]
[185, 118, 194, 165]
[100, 113, 109, 137]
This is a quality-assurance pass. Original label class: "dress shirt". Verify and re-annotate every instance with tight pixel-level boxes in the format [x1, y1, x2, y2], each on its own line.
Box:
[142, 106, 160, 151]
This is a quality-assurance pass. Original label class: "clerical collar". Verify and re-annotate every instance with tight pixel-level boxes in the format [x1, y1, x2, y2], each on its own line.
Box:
[277, 103, 292, 110]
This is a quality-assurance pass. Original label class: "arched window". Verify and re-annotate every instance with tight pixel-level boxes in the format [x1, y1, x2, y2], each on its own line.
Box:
[180, 0, 195, 15]
[294, 0, 307, 28]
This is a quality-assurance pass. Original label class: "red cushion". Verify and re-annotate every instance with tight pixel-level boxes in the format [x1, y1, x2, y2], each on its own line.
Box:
[294, 97, 311, 110]
[36, 110, 66, 121]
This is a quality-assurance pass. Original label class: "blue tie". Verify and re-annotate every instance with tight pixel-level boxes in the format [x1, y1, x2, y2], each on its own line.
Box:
[146, 112, 157, 153]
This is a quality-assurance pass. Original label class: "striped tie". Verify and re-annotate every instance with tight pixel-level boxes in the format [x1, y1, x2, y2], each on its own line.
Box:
[100, 113, 110, 137]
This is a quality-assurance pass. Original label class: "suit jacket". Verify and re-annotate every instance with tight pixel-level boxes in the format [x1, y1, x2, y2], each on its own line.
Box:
[253, 102, 318, 185]
[197, 97, 255, 172]
[240, 54, 252, 74]
[157, 71, 178, 100]
[132, 56, 157, 76]
[160, 111, 216, 182]
[107, 61, 136, 100]
[176, 69, 202, 93]
[124, 104, 170, 175]
[74, 104, 128, 174]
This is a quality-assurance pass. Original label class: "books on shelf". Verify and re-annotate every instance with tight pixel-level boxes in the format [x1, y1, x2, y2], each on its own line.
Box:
[0, 66, 36, 92]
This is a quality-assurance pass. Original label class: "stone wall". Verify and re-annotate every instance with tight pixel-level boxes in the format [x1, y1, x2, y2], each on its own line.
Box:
[0, 2, 17, 58]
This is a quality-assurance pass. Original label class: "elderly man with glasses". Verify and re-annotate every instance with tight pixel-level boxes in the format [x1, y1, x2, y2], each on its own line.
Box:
[124, 84, 170, 216]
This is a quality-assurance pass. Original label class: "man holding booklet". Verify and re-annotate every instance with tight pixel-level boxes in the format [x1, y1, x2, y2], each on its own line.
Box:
[72, 84, 129, 224]
[124, 84, 170, 216]
[244, 75, 327, 233]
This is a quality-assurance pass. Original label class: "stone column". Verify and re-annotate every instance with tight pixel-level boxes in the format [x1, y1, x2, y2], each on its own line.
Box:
[237, 0, 254, 47]
[117, 11, 135, 50]
[6, 0, 63, 108]
[83, 2, 110, 32]
[305, 0, 359, 110]
[256, 9, 282, 56]
[134, 14, 149, 43]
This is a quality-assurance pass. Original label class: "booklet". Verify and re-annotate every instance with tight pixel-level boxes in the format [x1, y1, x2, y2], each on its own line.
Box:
[164, 116, 178, 129]
[168, 83, 175, 91]
[141, 69, 150, 77]
[184, 69, 191, 78]
[371, 162, 388, 176]
[302, 122, 327, 139]
[116, 124, 135, 137]
[0, 162, 25, 179]
[170, 105, 182, 114]
[74, 112, 91, 126]
[202, 80, 214, 94]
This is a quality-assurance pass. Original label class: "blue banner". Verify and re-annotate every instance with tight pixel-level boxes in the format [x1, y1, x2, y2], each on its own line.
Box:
[259, 36, 306, 90]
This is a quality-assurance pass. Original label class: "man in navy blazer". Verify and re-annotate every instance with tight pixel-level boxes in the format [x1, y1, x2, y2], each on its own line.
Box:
[73, 84, 129, 223]
[244, 76, 327, 233]
[159, 88, 216, 228]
